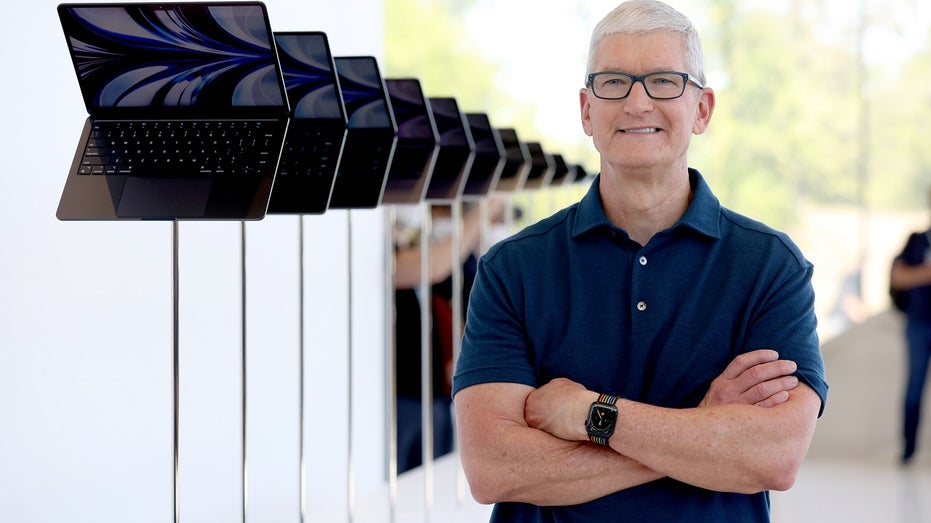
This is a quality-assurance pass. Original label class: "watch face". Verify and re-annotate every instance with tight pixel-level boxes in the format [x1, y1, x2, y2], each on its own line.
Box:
[587, 403, 618, 436]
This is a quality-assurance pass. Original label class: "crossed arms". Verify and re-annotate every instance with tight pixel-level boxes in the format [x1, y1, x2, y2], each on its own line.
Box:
[454, 349, 821, 506]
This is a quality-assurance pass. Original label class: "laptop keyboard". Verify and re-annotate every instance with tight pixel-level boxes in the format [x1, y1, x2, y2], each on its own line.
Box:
[78, 120, 283, 177]
[276, 128, 343, 178]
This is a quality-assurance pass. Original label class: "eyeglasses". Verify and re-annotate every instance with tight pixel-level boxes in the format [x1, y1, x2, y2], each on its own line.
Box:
[586, 71, 704, 100]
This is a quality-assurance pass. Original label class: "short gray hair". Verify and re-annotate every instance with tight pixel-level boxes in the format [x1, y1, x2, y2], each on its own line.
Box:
[586, 0, 705, 85]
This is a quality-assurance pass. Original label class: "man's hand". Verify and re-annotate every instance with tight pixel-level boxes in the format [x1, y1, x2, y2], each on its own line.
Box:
[699, 349, 798, 408]
[524, 377, 592, 442]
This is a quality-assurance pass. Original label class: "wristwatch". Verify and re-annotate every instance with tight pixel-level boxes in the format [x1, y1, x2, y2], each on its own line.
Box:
[585, 393, 619, 445]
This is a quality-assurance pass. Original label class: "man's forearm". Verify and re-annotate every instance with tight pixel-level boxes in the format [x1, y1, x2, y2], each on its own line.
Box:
[606, 385, 820, 494]
[461, 424, 662, 505]
[455, 384, 662, 506]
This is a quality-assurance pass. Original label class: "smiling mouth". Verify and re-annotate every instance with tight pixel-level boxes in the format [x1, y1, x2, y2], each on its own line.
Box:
[621, 128, 660, 134]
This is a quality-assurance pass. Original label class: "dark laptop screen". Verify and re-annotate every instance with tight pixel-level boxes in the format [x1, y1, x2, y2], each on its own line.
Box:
[334, 57, 394, 129]
[430, 98, 469, 147]
[496, 128, 527, 192]
[385, 79, 435, 141]
[523, 142, 551, 190]
[274, 32, 344, 120]
[58, 3, 288, 117]
[550, 154, 570, 185]
[461, 113, 503, 198]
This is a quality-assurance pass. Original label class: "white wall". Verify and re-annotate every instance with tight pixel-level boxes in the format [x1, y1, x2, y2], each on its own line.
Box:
[0, 1, 389, 522]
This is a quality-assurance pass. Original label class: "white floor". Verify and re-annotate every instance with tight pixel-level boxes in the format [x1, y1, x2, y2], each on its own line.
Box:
[772, 458, 931, 523]
[772, 310, 931, 522]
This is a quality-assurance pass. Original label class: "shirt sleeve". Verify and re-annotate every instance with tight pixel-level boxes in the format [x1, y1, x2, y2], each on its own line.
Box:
[742, 254, 828, 417]
[452, 250, 538, 398]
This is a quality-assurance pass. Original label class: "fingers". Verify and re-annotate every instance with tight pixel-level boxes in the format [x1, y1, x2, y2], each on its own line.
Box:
[755, 390, 790, 408]
[701, 350, 800, 408]
[748, 375, 798, 407]
[717, 349, 780, 380]
[732, 358, 798, 397]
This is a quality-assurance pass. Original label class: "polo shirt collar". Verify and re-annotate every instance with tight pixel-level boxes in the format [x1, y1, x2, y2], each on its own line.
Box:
[572, 168, 722, 240]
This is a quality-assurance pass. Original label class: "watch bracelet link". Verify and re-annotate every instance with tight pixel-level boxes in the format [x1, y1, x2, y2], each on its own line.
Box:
[588, 393, 619, 445]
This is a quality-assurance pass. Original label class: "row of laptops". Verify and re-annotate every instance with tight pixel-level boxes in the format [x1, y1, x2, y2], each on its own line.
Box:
[55, 2, 590, 221]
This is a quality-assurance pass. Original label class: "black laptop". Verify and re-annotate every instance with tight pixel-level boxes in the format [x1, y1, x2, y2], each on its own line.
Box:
[327, 56, 397, 209]
[460, 113, 504, 200]
[493, 128, 530, 193]
[267, 31, 347, 215]
[573, 163, 592, 184]
[549, 154, 571, 187]
[56, 2, 289, 220]
[521, 142, 556, 191]
[424, 97, 474, 202]
[381, 78, 439, 205]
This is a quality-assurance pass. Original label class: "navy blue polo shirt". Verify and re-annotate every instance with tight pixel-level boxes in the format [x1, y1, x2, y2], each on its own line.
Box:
[453, 169, 828, 523]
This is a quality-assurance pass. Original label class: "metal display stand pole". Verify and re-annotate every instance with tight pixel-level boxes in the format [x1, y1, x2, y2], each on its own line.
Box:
[451, 201, 463, 358]
[172, 221, 180, 523]
[386, 207, 399, 523]
[241, 222, 249, 523]
[419, 201, 435, 520]
[347, 210, 356, 523]
[298, 215, 307, 523]
[450, 200, 466, 506]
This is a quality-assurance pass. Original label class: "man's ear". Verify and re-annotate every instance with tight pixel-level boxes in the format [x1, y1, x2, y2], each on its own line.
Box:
[692, 87, 715, 135]
[580, 88, 594, 137]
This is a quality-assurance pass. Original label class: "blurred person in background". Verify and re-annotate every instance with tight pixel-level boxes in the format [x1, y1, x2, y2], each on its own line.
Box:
[890, 187, 931, 464]
[394, 200, 502, 472]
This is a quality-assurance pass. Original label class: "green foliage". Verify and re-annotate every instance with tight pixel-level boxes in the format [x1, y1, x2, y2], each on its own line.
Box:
[384, 0, 527, 116]
[383, 0, 599, 169]
[867, 44, 931, 209]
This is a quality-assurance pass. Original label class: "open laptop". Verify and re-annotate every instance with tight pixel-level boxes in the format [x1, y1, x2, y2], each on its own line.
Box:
[424, 97, 474, 202]
[493, 128, 530, 193]
[549, 153, 571, 187]
[381, 78, 439, 205]
[266, 31, 347, 215]
[573, 163, 592, 184]
[57, 2, 290, 220]
[327, 56, 397, 209]
[521, 142, 556, 191]
[460, 113, 504, 200]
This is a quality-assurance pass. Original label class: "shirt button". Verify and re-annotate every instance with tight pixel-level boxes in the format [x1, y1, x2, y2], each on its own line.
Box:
[639, 256, 648, 266]
[637, 301, 647, 311]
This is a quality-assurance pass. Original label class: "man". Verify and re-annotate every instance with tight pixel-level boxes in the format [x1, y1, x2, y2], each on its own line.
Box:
[890, 188, 931, 464]
[452, 1, 828, 521]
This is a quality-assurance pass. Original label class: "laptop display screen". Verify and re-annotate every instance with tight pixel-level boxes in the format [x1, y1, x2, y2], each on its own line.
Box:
[385, 79, 435, 141]
[334, 57, 393, 130]
[462, 113, 503, 197]
[59, 3, 288, 116]
[429, 98, 469, 147]
[274, 32, 344, 120]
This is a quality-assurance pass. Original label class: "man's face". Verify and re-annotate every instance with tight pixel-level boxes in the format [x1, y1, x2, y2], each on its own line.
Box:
[580, 31, 713, 174]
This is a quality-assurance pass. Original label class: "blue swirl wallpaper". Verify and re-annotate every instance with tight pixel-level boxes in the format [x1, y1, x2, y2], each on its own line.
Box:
[59, 3, 286, 109]
[429, 97, 468, 147]
[334, 56, 393, 130]
[274, 33, 343, 120]
[385, 79, 434, 140]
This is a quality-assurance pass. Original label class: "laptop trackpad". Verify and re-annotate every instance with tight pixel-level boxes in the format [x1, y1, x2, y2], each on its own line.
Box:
[117, 177, 211, 219]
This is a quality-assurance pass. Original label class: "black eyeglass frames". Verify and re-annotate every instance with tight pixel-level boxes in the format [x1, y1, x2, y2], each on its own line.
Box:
[586, 71, 704, 100]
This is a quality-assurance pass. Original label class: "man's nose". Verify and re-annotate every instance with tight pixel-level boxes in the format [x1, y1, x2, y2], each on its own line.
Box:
[624, 80, 654, 110]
